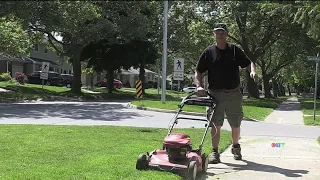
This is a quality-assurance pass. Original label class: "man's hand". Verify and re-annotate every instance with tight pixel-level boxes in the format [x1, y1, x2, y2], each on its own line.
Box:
[196, 86, 205, 97]
[250, 71, 258, 83]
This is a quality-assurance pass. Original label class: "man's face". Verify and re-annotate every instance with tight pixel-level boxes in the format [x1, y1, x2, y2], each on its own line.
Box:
[214, 30, 228, 41]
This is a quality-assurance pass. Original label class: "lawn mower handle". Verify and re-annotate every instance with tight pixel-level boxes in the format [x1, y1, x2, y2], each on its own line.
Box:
[185, 90, 217, 102]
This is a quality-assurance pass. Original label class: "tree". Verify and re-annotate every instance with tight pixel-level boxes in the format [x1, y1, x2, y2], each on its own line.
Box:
[3, 1, 103, 94]
[0, 16, 33, 57]
[258, 23, 318, 97]
[81, 1, 160, 93]
[82, 39, 159, 94]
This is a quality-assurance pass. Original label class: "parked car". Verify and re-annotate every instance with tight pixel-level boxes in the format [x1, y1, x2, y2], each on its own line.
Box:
[27, 71, 63, 86]
[96, 79, 123, 89]
[183, 87, 197, 93]
[60, 74, 73, 88]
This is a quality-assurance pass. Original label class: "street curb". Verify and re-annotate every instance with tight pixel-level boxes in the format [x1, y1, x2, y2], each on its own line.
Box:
[126, 102, 260, 122]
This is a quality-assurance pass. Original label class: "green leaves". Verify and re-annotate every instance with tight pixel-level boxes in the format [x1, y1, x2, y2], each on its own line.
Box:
[0, 16, 32, 57]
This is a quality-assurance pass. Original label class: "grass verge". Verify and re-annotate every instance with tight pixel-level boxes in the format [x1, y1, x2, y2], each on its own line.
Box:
[318, 137, 320, 146]
[0, 125, 232, 180]
[0, 82, 135, 102]
[132, 97, 288, 121]
[298, 98, 320, 126]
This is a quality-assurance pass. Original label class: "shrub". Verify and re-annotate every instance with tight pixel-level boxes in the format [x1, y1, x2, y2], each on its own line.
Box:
[14, 72, 28, 84]
[0, 73, 12, 82]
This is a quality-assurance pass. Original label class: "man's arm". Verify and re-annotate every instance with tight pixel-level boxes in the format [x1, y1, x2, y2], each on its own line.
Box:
[246, 61, 256, 73]
[194, 70, 203, 88]
[235, 45, 257, 81]
[195, 48, 208, 88]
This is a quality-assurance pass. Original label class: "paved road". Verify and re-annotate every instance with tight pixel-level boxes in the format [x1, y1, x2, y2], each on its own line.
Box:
[0, 101, 319, 139]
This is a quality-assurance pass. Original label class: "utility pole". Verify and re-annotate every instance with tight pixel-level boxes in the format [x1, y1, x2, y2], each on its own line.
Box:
[161, 0, 168, 104]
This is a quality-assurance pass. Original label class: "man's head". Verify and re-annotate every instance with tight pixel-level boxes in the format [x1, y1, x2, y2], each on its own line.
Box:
[213, 23, 228, 42]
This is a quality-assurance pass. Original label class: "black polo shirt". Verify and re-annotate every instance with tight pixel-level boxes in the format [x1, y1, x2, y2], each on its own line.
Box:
[196, 44, 251, 90]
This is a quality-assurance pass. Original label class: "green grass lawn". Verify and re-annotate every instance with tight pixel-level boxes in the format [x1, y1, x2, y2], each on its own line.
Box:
[94, 87, 188, 99]
[0, 82, 136, 102]
[0, 125, 232, 180]
[298, 98, 320, 126]
[318, 137, 320, 146]
[132, 96, 288, 121]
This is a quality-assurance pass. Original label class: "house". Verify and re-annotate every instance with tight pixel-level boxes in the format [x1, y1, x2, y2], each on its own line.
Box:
[24, 43, 73, 75]
[0, 43, 73, 77]
[0, 53, 26, 76]
[115, 67, 157, 88]
[80, 67, 158, 88]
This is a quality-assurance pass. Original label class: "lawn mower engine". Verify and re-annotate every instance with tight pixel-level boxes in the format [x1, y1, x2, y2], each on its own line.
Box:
[163, 133, 192, 160]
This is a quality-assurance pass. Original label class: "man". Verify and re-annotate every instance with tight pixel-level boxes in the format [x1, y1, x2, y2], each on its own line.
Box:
[194, 23, 257, 164]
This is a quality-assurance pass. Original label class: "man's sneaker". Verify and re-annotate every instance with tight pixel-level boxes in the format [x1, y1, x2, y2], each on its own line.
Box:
[208, 150, 221, 164]
[231, 144, 242, 160]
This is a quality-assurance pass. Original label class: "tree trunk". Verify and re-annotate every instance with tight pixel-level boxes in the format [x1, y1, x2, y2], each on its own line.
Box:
[90, 73, 94, 89]
[278, 84, 284, 96]
[71, 46, 83, 94]
[272, 78, 278, 97]
[139, 62, 146, 94]
[107, 68, 114, 94]
[262, 73, 272, 98]
[287, 84, 291, 96]
[246, 71, 260, 98]
[281, 85, 286, 96]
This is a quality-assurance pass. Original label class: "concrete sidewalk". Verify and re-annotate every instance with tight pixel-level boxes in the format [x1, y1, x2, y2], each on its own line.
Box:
[264, 96, 304, 125]
[204, 136, 320, 180]
[202, 96, 320, 180]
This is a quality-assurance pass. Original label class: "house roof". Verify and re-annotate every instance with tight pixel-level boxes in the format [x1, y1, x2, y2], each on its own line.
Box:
[27, 57, 59, 66]
[120, 67, 156, 75]
[0, 53, 25, 62]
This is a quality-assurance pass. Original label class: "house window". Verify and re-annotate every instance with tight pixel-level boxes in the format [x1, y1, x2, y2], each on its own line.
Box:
[44, 48, 48, 53]
[69, 70, 71, 74]
[49, 67, 53, 71]
[64, 70, 67, 74]
[34, 44, 39, 51]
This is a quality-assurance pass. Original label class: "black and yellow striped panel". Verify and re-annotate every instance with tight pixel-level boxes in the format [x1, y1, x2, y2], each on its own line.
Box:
[135, 80, 143, 98]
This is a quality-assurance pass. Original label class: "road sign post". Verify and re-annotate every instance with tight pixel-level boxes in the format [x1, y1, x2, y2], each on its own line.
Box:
[40, 62, 50, 89]
[308, 54, 320, 121]
[173, 58, 184, 91]
[161, 0, 168, 104]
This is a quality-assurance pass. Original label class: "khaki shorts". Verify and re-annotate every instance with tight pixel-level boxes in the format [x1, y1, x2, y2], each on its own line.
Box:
[206, 87, 243, 128]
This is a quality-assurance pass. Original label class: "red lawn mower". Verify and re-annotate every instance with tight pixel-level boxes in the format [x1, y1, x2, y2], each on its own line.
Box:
[136, 91, 218, 180]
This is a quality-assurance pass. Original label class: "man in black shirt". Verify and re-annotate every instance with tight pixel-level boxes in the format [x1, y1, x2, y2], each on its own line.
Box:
[195, 23, 257, 163]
